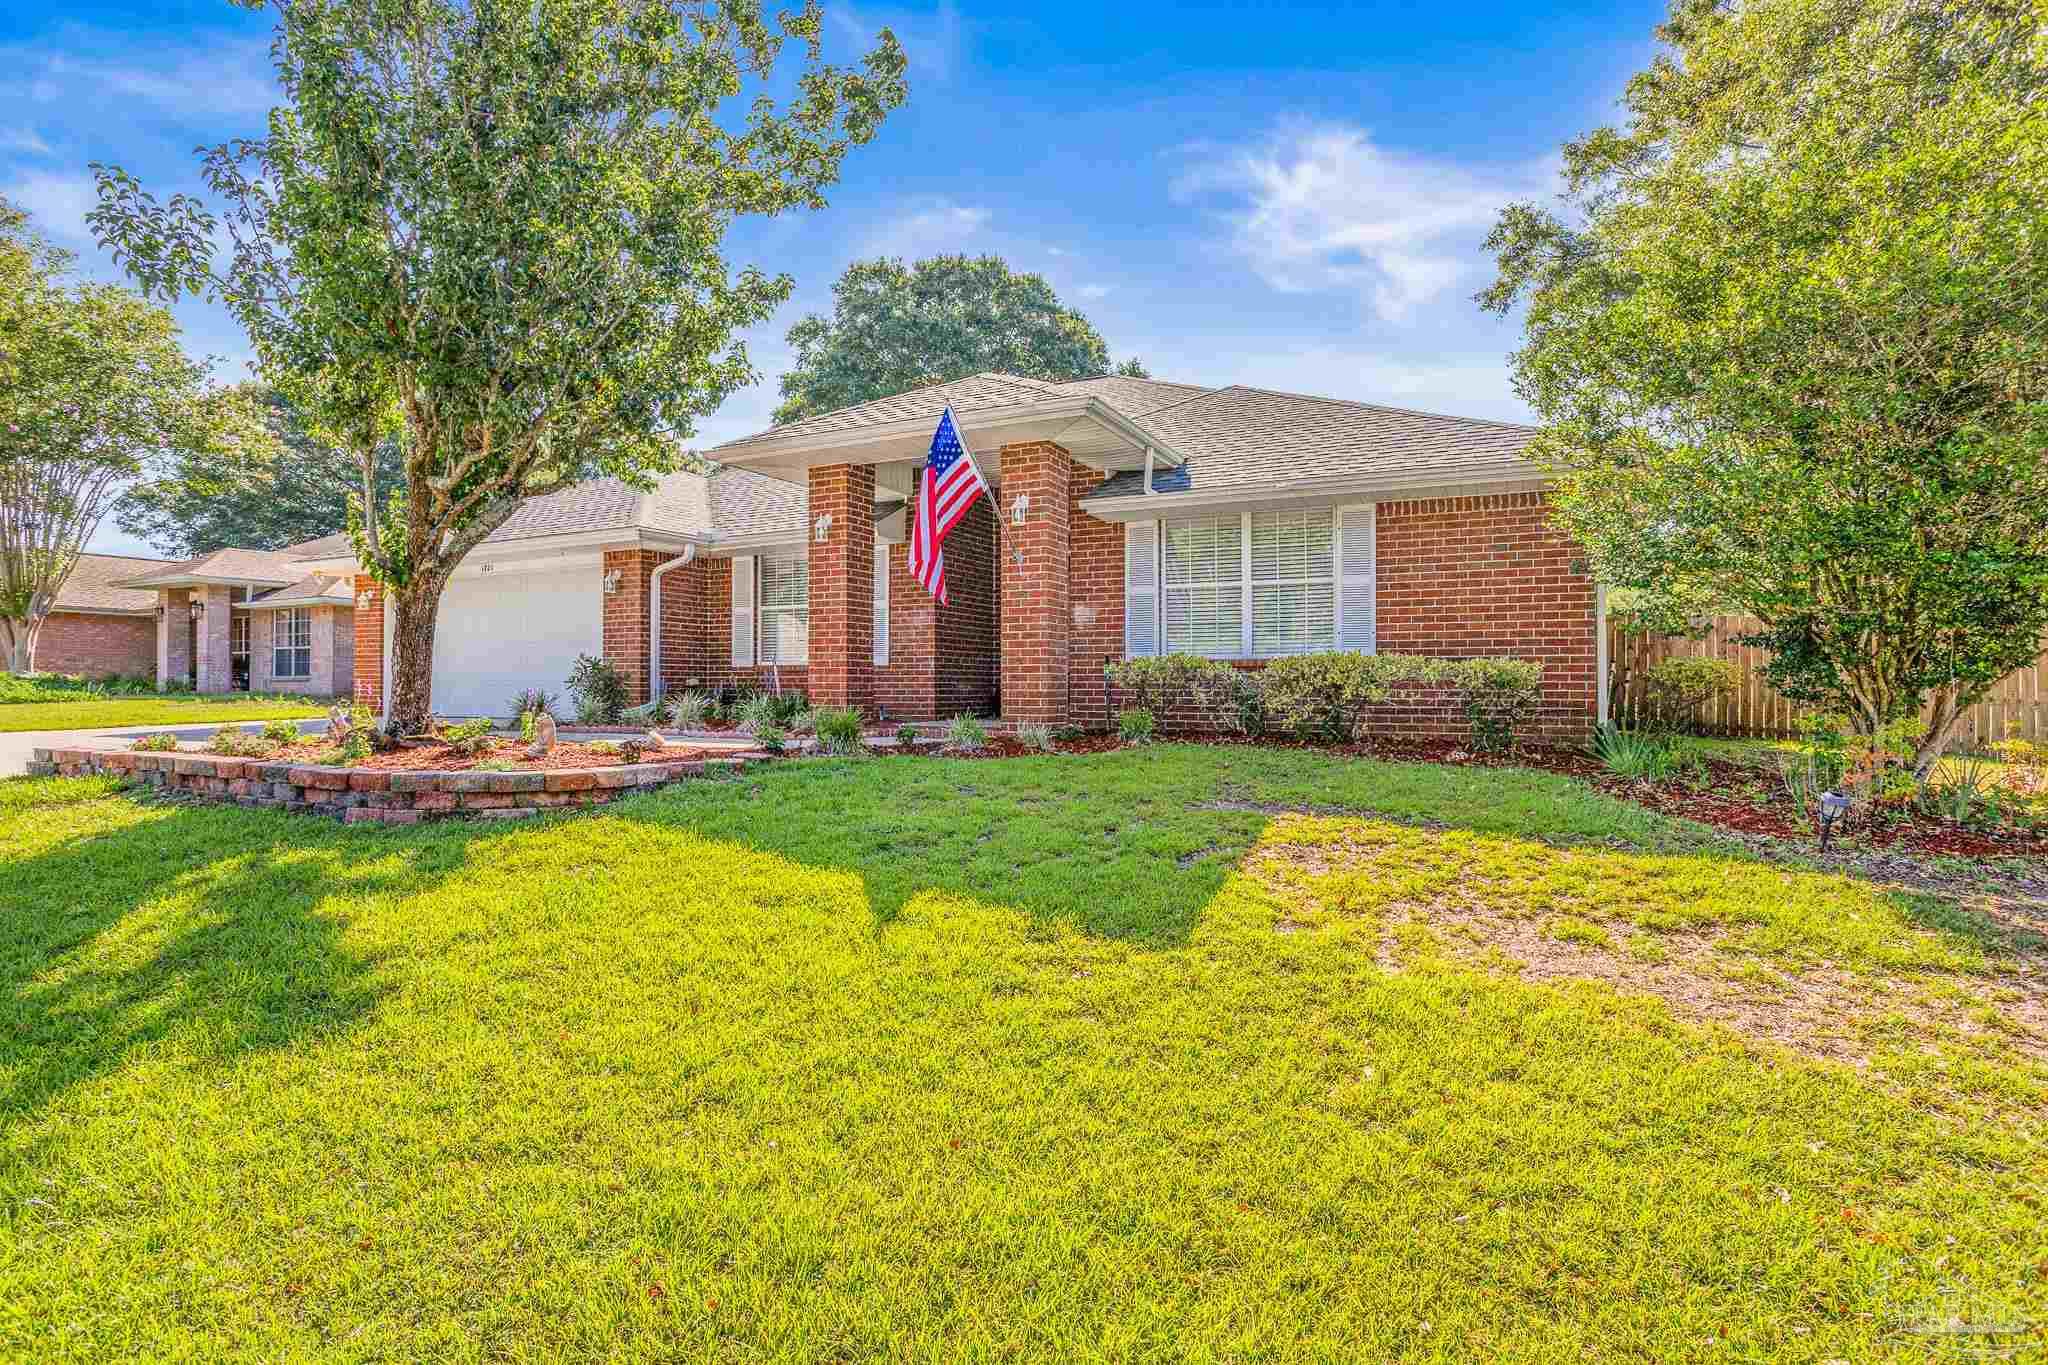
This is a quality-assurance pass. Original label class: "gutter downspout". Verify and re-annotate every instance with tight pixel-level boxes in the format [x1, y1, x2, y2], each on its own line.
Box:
[648, 545, 698, 703]
[1595, 583, 1610, 727]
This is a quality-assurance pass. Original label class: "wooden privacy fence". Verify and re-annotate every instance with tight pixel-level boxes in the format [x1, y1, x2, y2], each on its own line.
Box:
[1608, 615, 2048, 744]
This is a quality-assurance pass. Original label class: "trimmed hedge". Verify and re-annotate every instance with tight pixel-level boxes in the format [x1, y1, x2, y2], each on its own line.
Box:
[1109, 651, 1547, 749]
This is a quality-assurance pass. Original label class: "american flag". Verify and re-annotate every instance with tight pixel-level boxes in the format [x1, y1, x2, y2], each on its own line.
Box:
[906, 405, 990, 605]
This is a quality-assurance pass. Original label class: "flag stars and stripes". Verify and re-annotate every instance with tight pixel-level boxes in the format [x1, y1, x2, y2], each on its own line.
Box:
[907, 405, 992, 606]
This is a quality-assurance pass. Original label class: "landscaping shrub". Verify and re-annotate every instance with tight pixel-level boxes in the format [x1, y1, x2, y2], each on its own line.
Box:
[508, 687, 558, 722]
[1637, 657, 1740, 733]
[1018, 723, 1055, 752]
[442, 716, 496, 756]
[588, 740, 621, 755]
[130, 732, 179, 752]
[753, 722, 788, 754]
[813, 707, 865, 756]
[1260, 652, 1442, 743]
[734, 693, 780, 734]
[1117, 708, 1156, 745]
[565, 655, 629, 725]
[665, 691, 711, 729]
[1450, 658, 1544, 753]
[894, 724, 920, 749]
[1588, 723, 1679, 781]
[946, 714, 988, 750]
[472, 757, 521, 772]
[208, 730, 279, 759]
[1108, 655, 1265, 735]
[261, 717, 302, 744]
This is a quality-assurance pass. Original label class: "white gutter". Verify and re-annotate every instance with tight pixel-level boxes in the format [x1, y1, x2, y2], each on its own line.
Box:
[1081, 468, 1546, 521]
[648, 545, 698, 701]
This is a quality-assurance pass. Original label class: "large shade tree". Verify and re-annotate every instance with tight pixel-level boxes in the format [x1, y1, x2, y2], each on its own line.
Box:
[119, 383, 404, 557]
[1481, 0, 2048, 773]
[0, 198, 264, 673]
[92, 0, 907, 734]
[773, 254, 1146, 424]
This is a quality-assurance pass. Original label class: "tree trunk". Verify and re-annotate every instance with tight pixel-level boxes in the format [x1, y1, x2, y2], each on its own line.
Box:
[1, 615, 38, 673]
[385, 572, 451, 738]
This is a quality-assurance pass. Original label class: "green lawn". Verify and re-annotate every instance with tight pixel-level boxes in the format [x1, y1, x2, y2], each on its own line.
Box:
[0, 695, 327, 733]
[2, 748, 2042, 1360]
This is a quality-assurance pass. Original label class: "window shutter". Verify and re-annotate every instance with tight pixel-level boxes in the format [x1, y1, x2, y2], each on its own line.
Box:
[1124, 520, 1159, 658]
[872, 535, 889, 667]
[731, 555, 756, 667]
[1337, 503, 1376, 653]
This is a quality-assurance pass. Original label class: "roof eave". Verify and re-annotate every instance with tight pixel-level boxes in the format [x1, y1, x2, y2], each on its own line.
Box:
[1079, 467, 1549, 522]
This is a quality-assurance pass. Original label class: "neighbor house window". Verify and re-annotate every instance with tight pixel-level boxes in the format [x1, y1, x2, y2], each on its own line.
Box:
[757, 551, 809, 666]
[273, 609, 312, 679]
[229, 613, 250, 660]
[1250, 509, 1336, 657]
[1162, 515, 1243, 657]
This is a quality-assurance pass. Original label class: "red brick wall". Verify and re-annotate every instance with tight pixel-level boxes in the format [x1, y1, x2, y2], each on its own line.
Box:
[1374, 492, 1596, 739]
[1067, 490, 1598, 741]
[1068, 464, 1122, 729]
[875, 534, 935, 718]
[807, 464, 875, 712]
[602, 548, 680, 707]
[352, 577, 384, 712]
[33, 612, 156, 680]
[655, 554, 708, 696]
[690, 554, 811, 700]
[997, 442, 1072, 723]
[935, 497, 1000, 718]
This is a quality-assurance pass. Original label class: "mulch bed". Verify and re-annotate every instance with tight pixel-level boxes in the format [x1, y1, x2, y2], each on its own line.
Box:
[212, 739, 722, 772]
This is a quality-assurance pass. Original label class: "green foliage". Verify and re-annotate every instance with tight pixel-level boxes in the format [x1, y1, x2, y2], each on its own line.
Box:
[945, 714, 988, 750]
[1637, 657, 1740, 734]
[893, 724, 920, 749]
[1017, 723, 1056, 753]
[1589, 723, 1680, 782]
[261, 717, 302, 745]
[664, 691, 711, 730]
[1482, 0, 2048, 774]
[89, 0, 907, 733]
[565, 656, 629, 726]
[0, 196, 269, 671]
[508, 688, 558, 726]
[471, 757, 522, 773]
[329, 727, 373, 766]
[441, 717, 495, 757]
[1453, 658, 1545, 754]
[1116, 708, 1156, 745]
[774, 255, 1144, 424]
[116, 385, 403, 558]
[1259, 652, 1444, 743]
[207, 730, 280, 760]
[1108, 654, 1264, 735]
[129, 732, 179, 753]
[587, 740, 621, 756]
[813, 706, 865, 756]
[752, 721, 787, 755]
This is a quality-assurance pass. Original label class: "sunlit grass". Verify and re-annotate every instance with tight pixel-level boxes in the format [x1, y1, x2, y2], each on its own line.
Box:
[0, 748, 2040, 1360]
[0, 697, 326, 733]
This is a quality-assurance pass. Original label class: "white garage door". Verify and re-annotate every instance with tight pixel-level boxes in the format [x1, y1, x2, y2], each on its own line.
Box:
[430, 563, 604, 717]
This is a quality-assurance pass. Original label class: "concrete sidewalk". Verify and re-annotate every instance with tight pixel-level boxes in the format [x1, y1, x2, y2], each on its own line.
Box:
[1, 718, 329, 778]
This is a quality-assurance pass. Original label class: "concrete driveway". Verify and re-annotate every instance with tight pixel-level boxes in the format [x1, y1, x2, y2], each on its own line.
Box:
[1, 717, 329, 778]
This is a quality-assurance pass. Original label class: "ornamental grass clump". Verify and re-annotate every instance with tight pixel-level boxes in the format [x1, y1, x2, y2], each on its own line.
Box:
[945, 714, 989, 751]
[813, 707, 865, 756]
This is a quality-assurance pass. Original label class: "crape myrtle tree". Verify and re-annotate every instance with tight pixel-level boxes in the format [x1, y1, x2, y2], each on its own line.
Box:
[92, 0, 907, 735]
[1480, 0, 2048, 774]
[773, 253, 1147, 425]
[0, 198, 267, 673]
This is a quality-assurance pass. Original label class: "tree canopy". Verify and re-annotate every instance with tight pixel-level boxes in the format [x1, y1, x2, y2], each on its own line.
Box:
[0, 196, 266, 672]
[92, 0, 907, 731]
[773, 254, 1146, 425]
[117, 384, 405, 557]
[1481, 0, 2048, 770]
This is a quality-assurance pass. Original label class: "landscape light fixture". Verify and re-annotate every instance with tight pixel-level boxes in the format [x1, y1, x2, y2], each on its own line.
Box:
[1817, 790, 1851, 853]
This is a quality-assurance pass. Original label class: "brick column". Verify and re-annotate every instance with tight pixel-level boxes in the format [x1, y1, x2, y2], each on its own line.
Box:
[155, 589, 191, 691]
[806, 463, 875, 713]
[352, 576, 384, 712]
[602, 548, 677, 707]
[998, 441, 1073, 724]
[188, 585, 232, 693]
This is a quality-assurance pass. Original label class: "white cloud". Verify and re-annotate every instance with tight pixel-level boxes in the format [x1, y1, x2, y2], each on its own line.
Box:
[0, 127, 50, 155]
[5, 170, 98, 244]
[1074, 283, 1112, 301]
[1128, 338, 1533, 425]
[829, 1, 963, 84]
[6, 36, 278, 121]
[856, 198, 991, 260]
[1177, 122, 1538, 322]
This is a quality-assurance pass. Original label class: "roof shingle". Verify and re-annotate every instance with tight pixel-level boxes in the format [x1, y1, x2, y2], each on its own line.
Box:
[52, 553, 175, 613]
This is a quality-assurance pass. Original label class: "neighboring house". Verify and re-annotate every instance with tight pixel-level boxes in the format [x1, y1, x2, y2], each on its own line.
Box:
[103, 372, 1604, 736]
[35, 553, 175, 679]
[110, 540, 361, 698]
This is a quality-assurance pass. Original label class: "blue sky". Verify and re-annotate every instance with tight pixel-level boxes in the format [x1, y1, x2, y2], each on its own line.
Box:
[1, 0, 1666, 555]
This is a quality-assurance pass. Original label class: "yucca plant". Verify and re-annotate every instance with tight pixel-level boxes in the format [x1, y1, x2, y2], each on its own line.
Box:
[1587, 722, 1677, 781]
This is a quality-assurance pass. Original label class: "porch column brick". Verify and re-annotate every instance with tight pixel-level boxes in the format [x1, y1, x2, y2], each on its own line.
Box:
[998, 441, 1073, 725]
[352, 577, 385, 712]
[156, 588, 192, 692]
[806, 463, 876, 713]
[195, 584, 234, 694]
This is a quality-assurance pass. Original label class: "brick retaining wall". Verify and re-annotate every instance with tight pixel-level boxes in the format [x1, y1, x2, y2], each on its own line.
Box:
[28, 747, 750, 826]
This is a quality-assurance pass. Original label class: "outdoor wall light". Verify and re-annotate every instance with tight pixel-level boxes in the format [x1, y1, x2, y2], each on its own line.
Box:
[356, 590, 373, 609]
[1817, 790, 1852, 853]
[188, 599, 203, 623]
[154, 604, 165, 622]
[814, 514, 834, 543]
[1011, 493, 1029, 526]
[602, 568, 623, 596]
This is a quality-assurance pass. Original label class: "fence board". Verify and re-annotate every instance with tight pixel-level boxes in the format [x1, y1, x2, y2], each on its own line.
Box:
[1609, 615, 2048, 745]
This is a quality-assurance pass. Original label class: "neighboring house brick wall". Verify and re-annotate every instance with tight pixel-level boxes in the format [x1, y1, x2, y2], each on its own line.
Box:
[33, 612, 157, 679]
[249, 605, 355, 698]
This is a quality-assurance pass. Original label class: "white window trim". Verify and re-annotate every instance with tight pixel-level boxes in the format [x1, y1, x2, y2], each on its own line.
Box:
[756, 548, 810, 667]
[1125, 503, 1376, 661]
[273, 607, 313, 679]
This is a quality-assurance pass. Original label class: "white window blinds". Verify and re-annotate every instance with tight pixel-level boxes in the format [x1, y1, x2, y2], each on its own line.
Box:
[758, 550, 809, 666]
[730, 556, 755, 667]
[1163, 514, 1244, 657]
[1124, 521, 1159, 657]
[1251, 508, 1336, 657]
[1337, 503, 1376, 653]
[872, 535, 889, 667]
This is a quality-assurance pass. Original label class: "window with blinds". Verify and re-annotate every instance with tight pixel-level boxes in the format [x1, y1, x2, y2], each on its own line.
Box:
[1251, 509, 1336, 657]
[1162, 515, 1243, 656]
[757, 551, 809, 665]
[273, 608, 313, 679]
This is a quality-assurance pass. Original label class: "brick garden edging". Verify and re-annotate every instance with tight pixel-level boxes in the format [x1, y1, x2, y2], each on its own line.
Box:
[27, 746, 749, 826]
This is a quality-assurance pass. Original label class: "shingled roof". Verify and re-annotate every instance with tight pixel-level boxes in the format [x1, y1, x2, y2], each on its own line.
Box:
[52, 553, 176, 613]
[711, 370, 1540, 499]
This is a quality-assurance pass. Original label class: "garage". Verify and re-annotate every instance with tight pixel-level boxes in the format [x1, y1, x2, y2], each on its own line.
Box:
[430, 561, 604, 717]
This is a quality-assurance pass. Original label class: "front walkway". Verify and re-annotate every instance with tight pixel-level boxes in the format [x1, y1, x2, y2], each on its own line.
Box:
[0, 718, 330, 778]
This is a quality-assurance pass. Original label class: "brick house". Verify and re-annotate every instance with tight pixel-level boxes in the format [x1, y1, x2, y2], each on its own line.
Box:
[305, 371, 1602, 737]
[33, 553, 174, 679]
